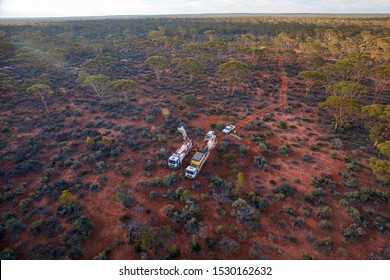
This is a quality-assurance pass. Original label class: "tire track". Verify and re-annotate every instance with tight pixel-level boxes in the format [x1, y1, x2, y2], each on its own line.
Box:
[236, 55, 288, 127]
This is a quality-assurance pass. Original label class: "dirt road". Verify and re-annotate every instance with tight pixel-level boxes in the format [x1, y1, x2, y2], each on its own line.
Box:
[236, 55, 288, 127]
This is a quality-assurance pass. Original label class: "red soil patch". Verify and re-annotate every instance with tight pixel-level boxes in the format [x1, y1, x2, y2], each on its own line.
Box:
[2, 54, 388, 261]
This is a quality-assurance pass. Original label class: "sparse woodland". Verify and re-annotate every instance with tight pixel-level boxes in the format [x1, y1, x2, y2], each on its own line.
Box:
[0, 15, 389, 260]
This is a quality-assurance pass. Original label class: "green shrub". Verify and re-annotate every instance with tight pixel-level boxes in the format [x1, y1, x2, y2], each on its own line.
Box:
[253, 156, 268, 170]
[216, 121, 225, 131]
[0, 248, 18, 260]
[74, 216, 93, 236]
[182, 94, 198, 106]
[278, 145, 290, 157]
[342, 224, 366, 242]
[163, 172, 180, 187]
[149, 191, 159, 200]
[4, 218, 25, 235]
[263, 113, 273, 122]
[180, 189, 191, 202]
[101, 136, 112, 146]
[30, 219, 43, 235]
[95, 161, 105, 173]
[215, 225, 224, 234]
[115, 181, 135, 208]
[191, 235, 201, 252]
[86, 136, 94, 147]
[293, 217, 305, 227]
[347, 207, 361, 223]
[219, 236, 240, 254]
[231, 198, 257, 223]
[319, 219, 333, 230]
[316, 206, 331, 219]
[251, 196, 267, 211]
[167, 245, 180, 259]
[302, 254, 316, 260]
[304, 231, 316, 243]
[273, 183, 296, 196]
[222, 153, 234, 163]
[303, 209, 311, 217]
[237, 172, 245, 187]
[94, 248, 112, 260]
[369, 158, 390, 184]
[239, 144, 249, 157]
[278, 120, 287, 129]
[331, 138, 343, 150]
[315, 237, 333, 252]
[218, 141, 230, 153]
[144, 160, 155, 171]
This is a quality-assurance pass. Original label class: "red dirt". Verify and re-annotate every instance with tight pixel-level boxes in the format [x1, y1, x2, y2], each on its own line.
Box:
[236, 55, 288, 128]
[1, 54, 389, 261]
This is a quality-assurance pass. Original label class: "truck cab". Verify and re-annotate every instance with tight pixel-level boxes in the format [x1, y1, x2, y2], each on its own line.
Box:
[185, 165, 198, 179]
[168, 155, 180, 169]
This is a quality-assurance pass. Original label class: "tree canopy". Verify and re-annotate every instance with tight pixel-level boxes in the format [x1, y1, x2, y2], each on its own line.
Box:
[173, 57, 204, 83]
[144, 55, 169, 82]
[110, 79, 138, 101]
[216, 59, 252, 96]
[82, 74, 110, 100]
[361, 104, 390, 147]
[319, 96, 361, 132]
[26, 83, 53, 113]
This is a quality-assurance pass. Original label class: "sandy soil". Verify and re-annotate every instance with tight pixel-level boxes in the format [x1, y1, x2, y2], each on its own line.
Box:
[1, 53, 388, 260]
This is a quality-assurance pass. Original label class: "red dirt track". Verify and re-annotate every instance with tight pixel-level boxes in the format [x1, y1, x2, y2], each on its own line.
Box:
[237, 55, 288, 127]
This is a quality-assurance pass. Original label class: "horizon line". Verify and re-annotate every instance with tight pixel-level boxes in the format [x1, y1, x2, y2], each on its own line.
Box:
[1, 12, 390, 21]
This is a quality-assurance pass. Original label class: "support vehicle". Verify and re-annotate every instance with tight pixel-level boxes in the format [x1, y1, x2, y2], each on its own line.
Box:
[168, 126, 192, 169]
[222, 124, 236, 134]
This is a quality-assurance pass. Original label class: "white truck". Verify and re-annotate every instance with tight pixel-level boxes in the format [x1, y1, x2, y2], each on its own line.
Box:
[168, 126, 192, 169]
[222, 124, 236, 134]
[185, 131, 217, 179]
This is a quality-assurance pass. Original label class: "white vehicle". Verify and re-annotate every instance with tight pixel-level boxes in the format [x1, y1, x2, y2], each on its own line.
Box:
[185, 131, 217, 179]
[222, 124, 236, 134]
[205, 131, 215, 141]
[168, 126, 192, 169]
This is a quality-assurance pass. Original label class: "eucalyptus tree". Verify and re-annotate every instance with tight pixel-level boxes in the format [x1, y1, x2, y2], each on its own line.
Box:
[245, 47, 265, 66]
[13, 47, 58, 76]
[361, 104, 390, 147]
[297, 53, 326, 70]
[189, 27, 197, 41]
[315, 64, 344, 91]
[204, 30, 217, 41]
[110, 79, 138, 101]
[0, 31, 15, 60]
[327, 81, 368, 100]
[173, 57, 204, 83]
[0, 73, 16, 94]
[83, 74, 110, 100]
[26, 83, 54, 113]
[178, 26, 186, 40]
[298, 71, 324, 97]
[216, 60, 252, 96]
[83, 55, 118, 75]
[206, 38, 230, 62]
[371, 65, 390, 103]
[183, 42, 205, 61]
[334, 59, 368, 83]
[319, 96, 361, 132]
[274, 32, 297, 55]
[369, 141, 390, 184]
[144, 55, 169, 83]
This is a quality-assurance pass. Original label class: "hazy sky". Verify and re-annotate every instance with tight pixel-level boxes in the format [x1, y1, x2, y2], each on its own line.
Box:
[0, 0, 389, 18]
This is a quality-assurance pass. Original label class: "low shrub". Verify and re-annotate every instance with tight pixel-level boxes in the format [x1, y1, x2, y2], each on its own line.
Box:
[278, 145, 290, 157]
